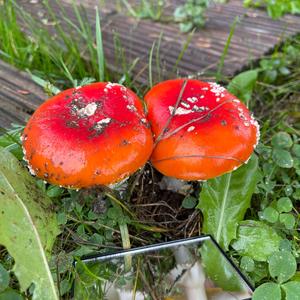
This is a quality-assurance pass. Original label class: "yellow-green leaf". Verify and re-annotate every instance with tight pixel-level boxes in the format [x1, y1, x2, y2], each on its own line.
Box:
[0, 148, 60, 300]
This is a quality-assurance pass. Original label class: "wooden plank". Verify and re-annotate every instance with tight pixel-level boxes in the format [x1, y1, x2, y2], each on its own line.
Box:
[17, 0, 300, 83]
[2, 0, 300, 125]
[0, 60, 46, 127]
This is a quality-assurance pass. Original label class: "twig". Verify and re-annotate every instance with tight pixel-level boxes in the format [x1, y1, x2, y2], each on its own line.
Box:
[155, 79, 188, 145]
[153, 154, 244, 164]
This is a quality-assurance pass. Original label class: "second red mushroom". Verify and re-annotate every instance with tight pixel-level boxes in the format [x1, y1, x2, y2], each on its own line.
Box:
[145, 79, 260, 180]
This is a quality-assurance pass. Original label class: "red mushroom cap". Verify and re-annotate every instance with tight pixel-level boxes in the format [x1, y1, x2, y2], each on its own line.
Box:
[22, 82, 153, 188]
[145, 79, 259, 180]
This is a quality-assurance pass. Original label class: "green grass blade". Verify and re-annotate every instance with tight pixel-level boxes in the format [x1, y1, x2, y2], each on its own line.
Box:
[120, 0, 138, 17]
[156, 31, 163, 82]
[30, 73, 61, 95]
[172, 28, 195, 74]
[216, 16, 239, 81]
[95, 7, 105, 82]
[59, 57, 76, 87]
[149, 41, 156, 88]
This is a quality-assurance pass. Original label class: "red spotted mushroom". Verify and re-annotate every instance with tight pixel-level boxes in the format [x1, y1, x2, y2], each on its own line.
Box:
[22, 82, 153, 188]
[145, 78, 259, 180]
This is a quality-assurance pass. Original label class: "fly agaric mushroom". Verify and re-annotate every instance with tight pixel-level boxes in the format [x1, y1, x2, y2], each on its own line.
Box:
[145, 79, 259, 180]
[22, 82, 153, 188]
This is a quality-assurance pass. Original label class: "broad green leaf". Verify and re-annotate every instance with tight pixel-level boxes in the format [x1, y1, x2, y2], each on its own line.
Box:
[232, 220, 282, 262]
[279, 213, 295, 230]
[181, 195, 197, 209]
[227, 70, 258, 104]
[277, 197, 293, 213]
[179, 22, 194, 33]
[0, 289, 24, 300]
[198, 154, 259, 249]
[291, 2, 300, 14]
[0, 264, 9, 292]
[240, 256, 255, 272]
[282, 281, 300, 300]
[200, 242, 246, 292]
[46, 185, 64, 198]
[272, 132, 293, 149]
[0, 148, 59, 300]
[279, 66, 290, 75]
[279, 239, 292, 252]
[272, 149, 294, 168]
[268, 251, 297, 283]
[252, 282, 281, 300]
[292, 144, 300, 157]
[262, 207, 279, 223]
[57, 212, 67, 225]
[0, 129, 23, 161]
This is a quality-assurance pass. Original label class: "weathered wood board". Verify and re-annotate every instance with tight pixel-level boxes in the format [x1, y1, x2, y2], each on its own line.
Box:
[1, 0, 300, 126]
[18, 0, 300, 82]
[0, 60, 46, 128]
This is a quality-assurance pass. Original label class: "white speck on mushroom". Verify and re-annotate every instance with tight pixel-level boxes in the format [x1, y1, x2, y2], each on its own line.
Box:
[169, 103, 209, 115]
[181, 101, 190, 108]
[94, 118, 111, 131]
[22, 146, 30, 164]
[141, 118, 147, 124]
[186, 97, 197, 103]
[104, 88, 108, 93]
[127, 104, 137, 112]
[192, 105, 209, 112]
[169, 106, 193, 115]
[75, 86, 81, 90]
[200, 95, 205, 99]
[202, 87, 208, 91]
[27, 164, 36, 176]
[233, 99, 240, 103]
[77, 102, 98, 117]
[244, 156, 251, 164]
[209, 82, 226, 97]
[250, 114, 260, 148]
[233, 166, 238, 171]
[106, 82, 124, 89]
[244, 122, 250, 127]
[239, 112, 247, 120]
[187, 126, 195, 132]
[216, 97, 220, 102]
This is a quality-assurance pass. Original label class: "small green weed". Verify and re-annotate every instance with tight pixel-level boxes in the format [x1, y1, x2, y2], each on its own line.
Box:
[174, 0, 209, 32]
[244, 0, 300, 19]
[120, 0, 165, 21]
[0, 1, 112, 89]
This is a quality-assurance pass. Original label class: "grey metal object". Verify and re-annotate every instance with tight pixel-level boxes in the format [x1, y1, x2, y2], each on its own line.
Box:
[75, 235, 253, 300]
